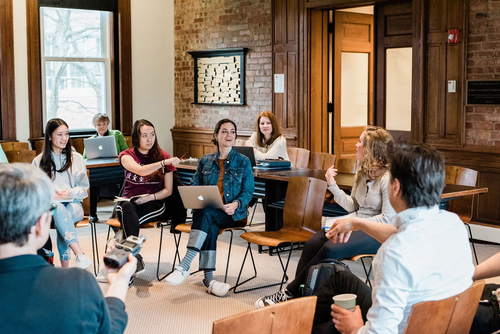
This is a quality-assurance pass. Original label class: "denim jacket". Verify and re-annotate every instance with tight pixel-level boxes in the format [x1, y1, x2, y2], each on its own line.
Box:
[190, 148, 255, 221]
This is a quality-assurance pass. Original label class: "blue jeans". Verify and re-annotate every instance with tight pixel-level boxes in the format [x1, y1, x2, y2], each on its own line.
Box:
[187, 206, 239, 270]
[53, 202, 83, 261]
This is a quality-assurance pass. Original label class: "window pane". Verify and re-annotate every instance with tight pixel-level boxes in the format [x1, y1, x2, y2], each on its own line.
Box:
[45, 61, 106, 130]
[42, 7, 106, 58]
[341, 52, 369, 127]
[386, 47, 412, 131]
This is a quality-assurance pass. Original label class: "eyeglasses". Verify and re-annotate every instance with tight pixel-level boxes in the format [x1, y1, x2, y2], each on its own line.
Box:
[48, 203, 57, 216]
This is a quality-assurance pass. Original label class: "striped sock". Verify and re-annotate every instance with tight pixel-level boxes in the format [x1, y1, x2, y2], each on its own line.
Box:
[179, 248, 197, 271]
[203, 270, 213, 287]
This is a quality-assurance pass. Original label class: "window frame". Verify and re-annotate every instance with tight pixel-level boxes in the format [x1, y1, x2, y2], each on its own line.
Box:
[0, 0, 16, 140]
[26, 0, 132, 139]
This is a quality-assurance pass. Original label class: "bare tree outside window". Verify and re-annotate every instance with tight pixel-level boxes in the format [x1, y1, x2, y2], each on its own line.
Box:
[41, 7, 112, 131]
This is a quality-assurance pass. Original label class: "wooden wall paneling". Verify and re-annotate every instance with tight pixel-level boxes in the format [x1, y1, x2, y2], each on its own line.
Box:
[274, 52, 287, 130]
[287, 52, 298, 129]
[287, 0, 298, 43]
[0, 0, 16, 140]
[476, 172, 500, 224]
[117, 0, 133, 135]
[412, 0, 424, 142]
[425, 44, 442, 139]
[308, 9, 328, 153]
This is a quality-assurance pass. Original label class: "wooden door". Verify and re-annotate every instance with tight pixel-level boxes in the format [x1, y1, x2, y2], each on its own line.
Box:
[333, 11, 373, 158]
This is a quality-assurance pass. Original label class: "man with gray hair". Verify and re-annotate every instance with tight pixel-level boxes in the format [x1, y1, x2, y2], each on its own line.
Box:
[0, 163, 136, 333]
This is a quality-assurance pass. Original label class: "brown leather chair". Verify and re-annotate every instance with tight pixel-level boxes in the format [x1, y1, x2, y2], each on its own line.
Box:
[1, 141, 30, 151]
[403, 280, 485, 334]
[233, 176, 327, 293]
[212, 296, 317, 334]
[4, 149, 36, 163]
[445, 165, 479, 264]
[309, 152, 337, 170]
[287, 147, 310, 168]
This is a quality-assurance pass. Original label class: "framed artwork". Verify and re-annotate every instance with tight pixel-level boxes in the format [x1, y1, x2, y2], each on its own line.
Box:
[188, 48, 247, 105]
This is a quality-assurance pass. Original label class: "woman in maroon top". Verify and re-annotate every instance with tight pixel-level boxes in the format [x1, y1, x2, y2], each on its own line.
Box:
[106, 119, 185, 277]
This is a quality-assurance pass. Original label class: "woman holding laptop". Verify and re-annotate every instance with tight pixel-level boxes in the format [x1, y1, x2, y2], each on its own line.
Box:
[98, 119, 186, 280]
[32, 118, 91, 269]
[166, 118, 254, 297]
[255, 125, 395, 308]
[245, 111, 289, 160]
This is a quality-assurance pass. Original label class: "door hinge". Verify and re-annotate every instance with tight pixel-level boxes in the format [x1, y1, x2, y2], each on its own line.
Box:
[328, 22, 334, 34]
[327, 102, 334, 113]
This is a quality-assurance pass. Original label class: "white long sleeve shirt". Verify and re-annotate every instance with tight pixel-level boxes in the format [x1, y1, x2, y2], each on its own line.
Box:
[328, 172, 395, 223]
[359, 205, 474, 334]
[32, 150, 89, 202]
[248, 132, 289, 161]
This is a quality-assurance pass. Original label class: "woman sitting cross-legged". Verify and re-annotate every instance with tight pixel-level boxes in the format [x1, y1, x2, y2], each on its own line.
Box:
[255, 125, 395, 308]
[32, 118, 92, 269]
[97, 119, 186, 282]
[165, 118, 254, 297]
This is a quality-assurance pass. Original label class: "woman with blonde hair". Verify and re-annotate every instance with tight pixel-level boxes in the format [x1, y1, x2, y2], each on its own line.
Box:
[246, 111, 289, 160]
[256, 126, 395, 308]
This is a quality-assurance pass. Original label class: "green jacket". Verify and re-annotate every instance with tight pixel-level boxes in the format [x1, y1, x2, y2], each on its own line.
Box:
[83, 129, 129, 159]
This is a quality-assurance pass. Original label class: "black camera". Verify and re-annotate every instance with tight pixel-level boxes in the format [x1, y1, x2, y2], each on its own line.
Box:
[104, 235, 146, 269]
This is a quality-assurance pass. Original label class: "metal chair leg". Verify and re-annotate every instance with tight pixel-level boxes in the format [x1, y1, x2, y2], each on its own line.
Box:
[156, 222, 182, 281]
[232, 243, 292, 294]
[465, 223, 479, 265]
[359, 257, 372, 289]
[89, 221, 99, 276]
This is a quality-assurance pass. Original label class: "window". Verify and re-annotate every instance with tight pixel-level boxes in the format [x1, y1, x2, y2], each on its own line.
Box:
[27, 0, 132, 138]
[40, 7, 112, 131]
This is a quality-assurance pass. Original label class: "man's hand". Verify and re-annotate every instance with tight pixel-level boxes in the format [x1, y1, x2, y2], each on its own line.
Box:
[326, 217, 358, 243]
[331, 304, 364, 334]
[107, 253, 137, 286]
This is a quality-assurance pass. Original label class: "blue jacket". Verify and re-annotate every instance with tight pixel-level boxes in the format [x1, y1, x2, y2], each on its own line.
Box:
[191, 148, 254, 221]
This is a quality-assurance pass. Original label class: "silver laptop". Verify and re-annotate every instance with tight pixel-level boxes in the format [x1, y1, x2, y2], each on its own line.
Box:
[178, 185, 224, 209]
[84, 136, 118, 160]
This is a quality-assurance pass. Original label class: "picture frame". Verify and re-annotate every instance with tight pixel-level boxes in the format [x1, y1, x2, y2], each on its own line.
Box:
[188, 48, 247, 105]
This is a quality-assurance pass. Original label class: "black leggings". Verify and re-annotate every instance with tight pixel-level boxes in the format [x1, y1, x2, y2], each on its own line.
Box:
[287, 229, 381, 296]
[313, 270, 372, 334]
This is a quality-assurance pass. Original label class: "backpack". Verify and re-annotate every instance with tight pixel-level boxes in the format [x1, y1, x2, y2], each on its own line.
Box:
[303, 259, 351, 296]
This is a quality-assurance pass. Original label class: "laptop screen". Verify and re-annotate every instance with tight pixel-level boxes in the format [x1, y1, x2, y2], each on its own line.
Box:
[84, 136, 118, 160]
[233, 146, 256, 166]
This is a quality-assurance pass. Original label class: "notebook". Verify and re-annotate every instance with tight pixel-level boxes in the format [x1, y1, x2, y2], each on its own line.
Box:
[233, 146, 256, 166]
[178, 185, 224, 209]
[84, 136, 118, 160]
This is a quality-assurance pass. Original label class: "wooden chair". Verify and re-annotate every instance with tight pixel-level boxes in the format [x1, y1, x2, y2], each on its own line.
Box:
[309, 152, 337, 170]
[233, 176, 327, 293]
[4, 149, 36, 163]
[212, 296, 317, 334]
[1, 141, 29, 151]
[172, 221, 248, 284]
[286, 147, 310, 168]
[124, 136, 133, 148]
[403, 280, 485, 334]
[336, 157, 357, 174]
[445, 165, 479, 264]
[71, 137, 85, 155]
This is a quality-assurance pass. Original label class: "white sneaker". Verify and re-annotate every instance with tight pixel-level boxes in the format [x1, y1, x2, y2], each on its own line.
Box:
[75, 254, 92, 270]
[96, 265, 108, 283]
[207, 280, 231, 297]
[165, 265, 190, 286]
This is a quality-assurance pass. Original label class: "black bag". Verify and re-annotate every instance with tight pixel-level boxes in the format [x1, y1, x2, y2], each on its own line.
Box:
[303, 259, 350, 297]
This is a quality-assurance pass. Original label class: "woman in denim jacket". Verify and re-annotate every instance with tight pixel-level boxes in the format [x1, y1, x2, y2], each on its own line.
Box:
[166, 118, 254, 297]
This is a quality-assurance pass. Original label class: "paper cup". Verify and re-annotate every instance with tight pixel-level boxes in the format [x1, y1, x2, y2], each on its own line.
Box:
[333, 293, 357, 311]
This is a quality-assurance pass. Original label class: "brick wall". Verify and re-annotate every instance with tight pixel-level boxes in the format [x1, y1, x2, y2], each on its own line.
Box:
[467, 0, 500, 146]
[174, 0, 272, 132]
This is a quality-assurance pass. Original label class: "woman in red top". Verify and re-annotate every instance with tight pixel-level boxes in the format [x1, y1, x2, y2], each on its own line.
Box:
[101, 119, 186, 279]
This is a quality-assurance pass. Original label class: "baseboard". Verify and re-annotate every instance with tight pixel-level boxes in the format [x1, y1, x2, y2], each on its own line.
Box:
[470, 223, 500, 244]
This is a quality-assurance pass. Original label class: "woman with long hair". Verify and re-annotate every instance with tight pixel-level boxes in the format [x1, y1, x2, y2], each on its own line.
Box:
[32, 118, 91, 269]
[256, 126, 395, 307]
[246, 111, 289, 160]
[98, 119, 186, 281]
[165, 118, 254, 297]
